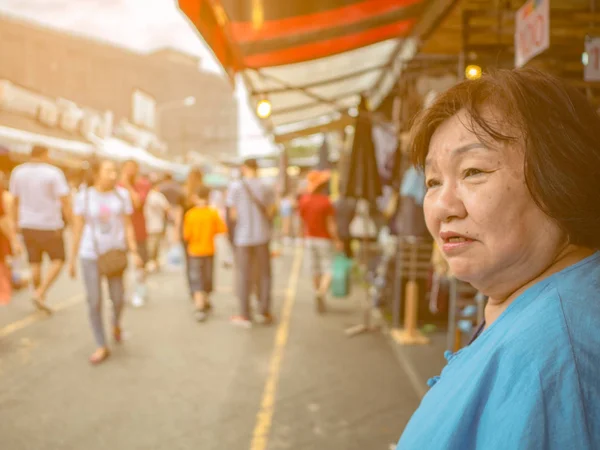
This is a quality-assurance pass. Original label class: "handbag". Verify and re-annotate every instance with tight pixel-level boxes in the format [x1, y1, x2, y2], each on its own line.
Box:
[331, 253, 353, 298]
[96, 248, 128, 278]
[85, 187, 129, 278]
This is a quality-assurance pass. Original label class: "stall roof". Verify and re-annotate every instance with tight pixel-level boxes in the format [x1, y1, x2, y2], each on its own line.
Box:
[416, 0, 600, 102]
[179, 0, 455, 139]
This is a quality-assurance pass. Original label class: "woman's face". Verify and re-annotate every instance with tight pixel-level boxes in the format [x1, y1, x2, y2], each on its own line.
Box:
[424, 109, 565, 297]
[97, 161, 117, 189]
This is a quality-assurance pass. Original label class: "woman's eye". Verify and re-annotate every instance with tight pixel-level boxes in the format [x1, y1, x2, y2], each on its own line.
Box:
[425, 178, 440, 189]
[464, 168, 484, 177]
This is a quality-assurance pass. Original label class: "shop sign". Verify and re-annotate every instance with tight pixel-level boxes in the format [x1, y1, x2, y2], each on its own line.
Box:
[0, 79, 114, 140]
[515, 0, 550, 68]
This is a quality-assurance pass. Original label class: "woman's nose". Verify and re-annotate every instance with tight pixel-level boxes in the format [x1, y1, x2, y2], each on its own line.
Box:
[431, 184, 467, 223]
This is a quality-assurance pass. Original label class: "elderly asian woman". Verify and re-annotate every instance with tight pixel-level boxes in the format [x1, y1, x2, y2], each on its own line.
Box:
[396, 69, 600, 449]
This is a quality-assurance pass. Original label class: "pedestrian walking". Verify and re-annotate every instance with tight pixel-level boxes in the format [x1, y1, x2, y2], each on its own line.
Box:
[144, 181, 171, 272]
[183, 185, 227, 322]
[279, 195, 294, 245]
[0, 174, 22, 304]
[68, 159, 141, 365]
[226, 158, 275, 327]
[119, 160, 150, 307]
[209, 187, 234, 268]
[9, 145, 71, 314]
[298, 170, 342, 313]
[178, 168, 205, 299]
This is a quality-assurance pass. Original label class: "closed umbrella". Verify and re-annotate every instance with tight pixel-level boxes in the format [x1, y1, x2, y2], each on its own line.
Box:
[339, 96, 383, 338]
[340, 97, 382, 203]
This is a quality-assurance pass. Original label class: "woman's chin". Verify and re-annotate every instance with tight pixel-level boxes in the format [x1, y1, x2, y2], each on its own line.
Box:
[448, 261, 480, 284]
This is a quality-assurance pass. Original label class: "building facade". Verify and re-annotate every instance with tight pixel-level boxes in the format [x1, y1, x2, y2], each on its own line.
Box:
[0, 14, 238, 160]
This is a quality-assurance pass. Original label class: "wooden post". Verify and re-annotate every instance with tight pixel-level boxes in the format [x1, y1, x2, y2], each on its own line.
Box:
[391, 240, 430, 346]
[405, 281, 418, 333]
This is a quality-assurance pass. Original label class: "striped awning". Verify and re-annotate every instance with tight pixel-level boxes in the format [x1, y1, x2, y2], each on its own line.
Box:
[179, 0, 427, 137]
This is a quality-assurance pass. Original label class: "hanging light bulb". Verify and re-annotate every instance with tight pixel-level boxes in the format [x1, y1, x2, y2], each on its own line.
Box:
[465, 65, 482, 80]
[256, 99, 272, 119]
[252, 0, 264, 30]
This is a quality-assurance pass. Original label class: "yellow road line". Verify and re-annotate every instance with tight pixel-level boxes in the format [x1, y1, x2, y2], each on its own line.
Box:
[0, 293, 83, 339]
[250, 246, 303, 450]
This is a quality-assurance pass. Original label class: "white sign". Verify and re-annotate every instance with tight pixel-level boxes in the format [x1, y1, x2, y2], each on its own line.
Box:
[515, 0, 550, 68]
[0, 79, 113, 139]
[132, 89, 156, 130]
[584, 37, 600, 81]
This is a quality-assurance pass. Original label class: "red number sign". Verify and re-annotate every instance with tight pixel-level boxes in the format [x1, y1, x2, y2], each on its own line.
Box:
[515, 0, 550, 68]
[585, 37, 600, 82]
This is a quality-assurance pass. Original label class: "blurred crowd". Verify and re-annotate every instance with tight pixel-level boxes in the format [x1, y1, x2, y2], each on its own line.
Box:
[0, 146, 356, 365]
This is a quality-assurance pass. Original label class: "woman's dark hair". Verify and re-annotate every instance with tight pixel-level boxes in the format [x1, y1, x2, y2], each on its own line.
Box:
[410, 68, 600, 249]
[86, 159, 113, 186]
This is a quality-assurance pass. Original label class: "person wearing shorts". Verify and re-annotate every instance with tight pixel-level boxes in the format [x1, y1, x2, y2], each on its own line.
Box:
[9, 145, 72, 313]
[183, 185, 227, 322]
[298, 170, 342, 313]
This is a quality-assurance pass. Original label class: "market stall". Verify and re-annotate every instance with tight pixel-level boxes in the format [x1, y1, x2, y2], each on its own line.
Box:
[178, 0, 455, 141]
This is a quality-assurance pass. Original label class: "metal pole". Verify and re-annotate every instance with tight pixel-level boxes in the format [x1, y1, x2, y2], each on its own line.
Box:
[392, 238, 404, 328]
[458, 10, 469, 80]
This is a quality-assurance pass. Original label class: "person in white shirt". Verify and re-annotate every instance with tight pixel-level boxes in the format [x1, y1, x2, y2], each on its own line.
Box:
[9, 145, 72, 313]
[144, 182, 171, 272]
[69, 159, 141, 365]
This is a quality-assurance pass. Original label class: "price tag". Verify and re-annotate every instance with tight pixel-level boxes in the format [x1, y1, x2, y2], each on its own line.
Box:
[515, 0, 550, 68]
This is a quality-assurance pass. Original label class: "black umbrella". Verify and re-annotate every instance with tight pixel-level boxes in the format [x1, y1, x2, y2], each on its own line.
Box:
[340, 96, 382, 203]
[316, 136, 331, 170]
[339, 97, 384, 338]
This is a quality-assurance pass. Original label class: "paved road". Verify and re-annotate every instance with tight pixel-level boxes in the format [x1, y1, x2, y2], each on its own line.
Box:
[0, 244, 423, 450]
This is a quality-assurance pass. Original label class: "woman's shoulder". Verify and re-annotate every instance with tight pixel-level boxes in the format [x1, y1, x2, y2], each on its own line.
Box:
[482, 276, 600, 384]
[115, 186, 129, 196]
[74, 185, 91, 200]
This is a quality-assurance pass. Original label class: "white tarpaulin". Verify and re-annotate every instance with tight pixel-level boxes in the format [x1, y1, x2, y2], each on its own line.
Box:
[0, 125, 94, 155]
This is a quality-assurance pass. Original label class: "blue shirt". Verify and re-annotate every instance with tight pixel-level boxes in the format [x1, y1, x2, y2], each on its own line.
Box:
[397, 252, 600, 450]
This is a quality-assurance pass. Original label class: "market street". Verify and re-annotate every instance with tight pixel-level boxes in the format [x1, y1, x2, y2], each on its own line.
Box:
[0, 244, 423, 450]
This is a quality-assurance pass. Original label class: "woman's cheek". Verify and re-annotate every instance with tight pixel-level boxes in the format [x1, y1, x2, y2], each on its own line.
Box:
[423, 198, 439, 236]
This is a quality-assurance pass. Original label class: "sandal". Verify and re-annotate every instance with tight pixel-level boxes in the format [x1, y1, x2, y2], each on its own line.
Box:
[32, 298, 53, 315]
[113, 326, 122, 343]
[89, 348, 110, 365]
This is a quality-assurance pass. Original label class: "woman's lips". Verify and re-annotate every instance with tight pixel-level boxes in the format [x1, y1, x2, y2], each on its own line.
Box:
[441, 236, 475, 254]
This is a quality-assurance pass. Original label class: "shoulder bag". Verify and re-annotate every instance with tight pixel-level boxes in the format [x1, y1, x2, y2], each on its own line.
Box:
[241, 180, 273, 228]
[85, 187, 129, 278]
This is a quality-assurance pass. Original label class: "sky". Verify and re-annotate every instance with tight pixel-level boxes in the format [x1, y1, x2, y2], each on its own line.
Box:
[0, 0, 277, 157]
